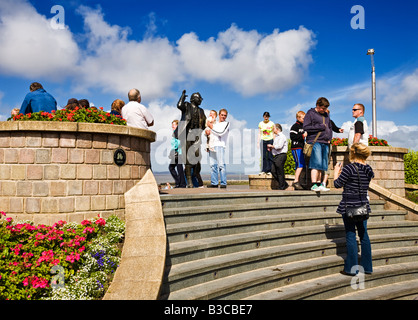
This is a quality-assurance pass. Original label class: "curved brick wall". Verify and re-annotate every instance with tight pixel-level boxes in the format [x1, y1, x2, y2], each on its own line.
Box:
[0, 121, 155, 224]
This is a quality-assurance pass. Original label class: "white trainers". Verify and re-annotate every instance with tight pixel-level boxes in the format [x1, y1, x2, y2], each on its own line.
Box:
[320, 183, 330, 191]
[316, 183, 330, 192]
[311, 184, 320, 191]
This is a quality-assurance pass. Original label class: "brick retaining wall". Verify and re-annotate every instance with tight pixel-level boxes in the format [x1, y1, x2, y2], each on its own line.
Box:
[0, 121, 155, 224]
[249, 146, 409, 199]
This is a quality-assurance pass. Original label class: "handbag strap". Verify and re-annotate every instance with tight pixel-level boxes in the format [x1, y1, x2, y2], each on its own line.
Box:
[311, 116, 325, 144]
[353, 163, 364, 205]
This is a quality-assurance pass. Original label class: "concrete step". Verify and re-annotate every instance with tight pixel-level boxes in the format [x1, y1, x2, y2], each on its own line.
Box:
[246, 260, 418, 300]
[160, 191, 345, 209]
[165, 210, 407, 243]
[159, 190, 418, 300]
[167, 221, 418, 265]
[162, 235, 418, 296]
[330, 279, 418, 300]
[166, 249, 418, 300]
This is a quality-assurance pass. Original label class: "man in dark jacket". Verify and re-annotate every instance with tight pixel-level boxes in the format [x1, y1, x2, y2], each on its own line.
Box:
[303, 97, 332, 191]
[19, 82, 57, 115]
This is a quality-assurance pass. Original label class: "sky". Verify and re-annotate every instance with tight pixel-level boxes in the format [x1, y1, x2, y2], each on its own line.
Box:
[0, 0, 417, 173]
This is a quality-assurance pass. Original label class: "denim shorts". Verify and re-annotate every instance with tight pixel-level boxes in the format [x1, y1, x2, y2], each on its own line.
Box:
[309, 142, 329, 171]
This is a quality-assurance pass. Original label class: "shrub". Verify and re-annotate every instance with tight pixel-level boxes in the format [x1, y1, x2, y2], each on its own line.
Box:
[284, 140, 295, 175]
[9, 107, 126, 126]
[404, 149, 418, 185]
[0, 213, 124, 300]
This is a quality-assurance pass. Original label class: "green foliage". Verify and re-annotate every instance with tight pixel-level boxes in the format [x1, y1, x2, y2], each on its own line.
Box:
[284, 140, 296, 175]
[404, 149, 418, 185]
[9, 107, 126, 126]
[0, 213, 124, 300]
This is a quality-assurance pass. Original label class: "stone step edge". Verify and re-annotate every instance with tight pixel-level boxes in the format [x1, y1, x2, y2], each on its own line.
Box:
[168, 222, 418, 256]
[330, 279, 418, 300]
[245, 261, 418, 300]
[167, 253, 418, 300]
[165, 236, 418, 283]
[162, 199, 386, 216]
[160, 190, 343, 202]
[165, 210, 406, 235]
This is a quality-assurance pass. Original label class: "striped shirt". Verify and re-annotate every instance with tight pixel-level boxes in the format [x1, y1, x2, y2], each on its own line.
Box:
[334, 163, 374, 215]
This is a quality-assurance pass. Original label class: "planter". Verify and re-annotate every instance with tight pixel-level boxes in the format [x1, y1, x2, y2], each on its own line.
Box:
[0, 121, 155, 224]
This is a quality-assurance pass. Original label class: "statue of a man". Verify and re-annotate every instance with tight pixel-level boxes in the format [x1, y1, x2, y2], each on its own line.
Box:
[177, 90, 207, 187]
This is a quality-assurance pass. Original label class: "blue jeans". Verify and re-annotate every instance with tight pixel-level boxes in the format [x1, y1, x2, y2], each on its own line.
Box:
[209, 146, 227, 186]
[342, 215, 373, 274]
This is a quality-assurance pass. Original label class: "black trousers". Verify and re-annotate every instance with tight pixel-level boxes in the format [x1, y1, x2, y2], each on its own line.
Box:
[169, 161, 186, 188]
[271, 153, 288, 190]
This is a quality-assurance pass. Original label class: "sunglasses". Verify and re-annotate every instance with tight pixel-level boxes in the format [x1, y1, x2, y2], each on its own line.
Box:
[352, 108, 361, 111]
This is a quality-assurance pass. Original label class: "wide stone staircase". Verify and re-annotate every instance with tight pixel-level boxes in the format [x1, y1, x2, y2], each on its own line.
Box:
[159, 190, 418, 300]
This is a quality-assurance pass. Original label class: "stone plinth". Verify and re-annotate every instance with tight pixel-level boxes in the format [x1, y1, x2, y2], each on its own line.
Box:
[0, 121, 155, 223]
[329, 146, 408, 198]
[249, 146, 408, 198]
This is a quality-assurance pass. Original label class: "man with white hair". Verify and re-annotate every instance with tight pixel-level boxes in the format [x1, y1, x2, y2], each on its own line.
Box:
[121, 88, 154, 129]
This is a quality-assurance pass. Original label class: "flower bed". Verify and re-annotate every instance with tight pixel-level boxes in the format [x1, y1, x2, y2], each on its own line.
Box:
[331, 135, 389, 147]
[0, 212, 125, 300]
[9, 107, 126, 126]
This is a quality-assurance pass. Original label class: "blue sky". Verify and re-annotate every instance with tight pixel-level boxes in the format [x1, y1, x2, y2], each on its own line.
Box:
[0, 0, 417, 173]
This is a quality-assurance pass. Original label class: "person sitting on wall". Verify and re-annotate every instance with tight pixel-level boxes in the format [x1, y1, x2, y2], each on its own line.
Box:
[79, 99, 90, 109]
[110, 99, 125, 116]
[19, 82, 57, 115]
[121, 89, 154, 129]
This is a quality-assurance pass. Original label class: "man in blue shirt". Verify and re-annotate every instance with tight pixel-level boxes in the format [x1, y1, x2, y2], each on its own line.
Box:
[19, 82, 57, 114]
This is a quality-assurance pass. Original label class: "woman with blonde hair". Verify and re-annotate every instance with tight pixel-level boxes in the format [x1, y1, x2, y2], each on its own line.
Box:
[333, 143, 374, 276]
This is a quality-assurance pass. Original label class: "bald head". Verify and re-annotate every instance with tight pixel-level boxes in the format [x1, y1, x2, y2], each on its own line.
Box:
[128, 89, 141, 102]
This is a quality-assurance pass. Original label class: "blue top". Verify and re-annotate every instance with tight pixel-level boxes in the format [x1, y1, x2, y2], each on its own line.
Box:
[20, 89, 57, 114]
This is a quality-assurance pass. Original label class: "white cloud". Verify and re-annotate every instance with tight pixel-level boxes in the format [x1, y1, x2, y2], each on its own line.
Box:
[75, 6, 182, 98]
[378, 69, 418, 110]
[0, 0, 79, 80]
[343, 69, 418, 111]
[177, 24, 316, 96]
[338, 120, 418, 151]
[0, 2, 316, 99]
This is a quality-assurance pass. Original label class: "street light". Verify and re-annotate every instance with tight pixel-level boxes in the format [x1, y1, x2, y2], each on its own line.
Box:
[367, 48, 377, 137]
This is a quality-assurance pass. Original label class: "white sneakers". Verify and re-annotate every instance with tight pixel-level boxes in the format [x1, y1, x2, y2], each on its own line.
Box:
[311, 183, 330, 192]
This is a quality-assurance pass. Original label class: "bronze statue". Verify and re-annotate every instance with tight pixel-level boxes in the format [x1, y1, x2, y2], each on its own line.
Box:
[177, 90, 206, 188]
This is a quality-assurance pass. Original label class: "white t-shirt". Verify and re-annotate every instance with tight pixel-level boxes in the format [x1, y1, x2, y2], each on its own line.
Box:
[121, 101, 154, 129]
[210, 121, 230, 148]
[348, 116, 368, 147]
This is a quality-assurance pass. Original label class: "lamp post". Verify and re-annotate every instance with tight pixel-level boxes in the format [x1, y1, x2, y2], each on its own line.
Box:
[367, 48, 377, 137]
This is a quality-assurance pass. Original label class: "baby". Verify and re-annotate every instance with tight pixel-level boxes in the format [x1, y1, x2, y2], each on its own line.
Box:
[205, 110, 217, 152]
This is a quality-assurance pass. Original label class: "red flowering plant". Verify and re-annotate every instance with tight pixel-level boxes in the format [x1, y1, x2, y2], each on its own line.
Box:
[330, 135, 389, 147]
[9, 107, 126, 126]
[0, 212, 124, 300]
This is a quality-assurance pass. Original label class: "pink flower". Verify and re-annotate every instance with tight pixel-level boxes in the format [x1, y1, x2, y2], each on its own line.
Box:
[1, 211, 6, 216]
[6, 217, 12, 223]
[95, 218, 106, 226]
[66, 252, 80, 263]
[81, 220, 91, 226]
[82, 226, 95, 234]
